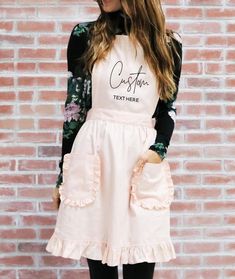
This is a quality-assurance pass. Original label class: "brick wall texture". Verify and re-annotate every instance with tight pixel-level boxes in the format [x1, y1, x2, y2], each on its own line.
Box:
[0, 0, 235, 278]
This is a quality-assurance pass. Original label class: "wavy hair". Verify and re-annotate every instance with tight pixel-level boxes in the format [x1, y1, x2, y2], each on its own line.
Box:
[81, 0, 181, 101]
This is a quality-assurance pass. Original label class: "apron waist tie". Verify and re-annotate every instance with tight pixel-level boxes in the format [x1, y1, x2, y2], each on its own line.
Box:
[86, 107, 155, 128]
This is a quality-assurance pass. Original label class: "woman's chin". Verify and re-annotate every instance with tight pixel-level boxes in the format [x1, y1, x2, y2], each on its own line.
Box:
[103, 7, 119, 12]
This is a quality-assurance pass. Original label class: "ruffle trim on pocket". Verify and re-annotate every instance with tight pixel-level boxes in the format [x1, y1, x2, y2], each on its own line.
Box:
[130, 160, 174, 210]
[58, 155, 101, 207]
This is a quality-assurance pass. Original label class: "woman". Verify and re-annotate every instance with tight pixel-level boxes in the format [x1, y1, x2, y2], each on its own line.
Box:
[46, 0, 182, 278]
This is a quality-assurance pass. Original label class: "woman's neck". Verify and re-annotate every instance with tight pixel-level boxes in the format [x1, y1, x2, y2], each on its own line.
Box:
[105, 9, 131, 35]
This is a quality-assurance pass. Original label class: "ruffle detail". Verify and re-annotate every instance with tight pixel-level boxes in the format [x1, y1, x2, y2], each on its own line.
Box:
[59, 186, 98, 207]
[45, 233, 176, 267]
[130, 160, 174, 210]
[58, 153, 101, 207]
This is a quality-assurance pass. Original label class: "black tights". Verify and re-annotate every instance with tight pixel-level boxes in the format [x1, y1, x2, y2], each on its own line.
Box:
[87, 258, 156, 279]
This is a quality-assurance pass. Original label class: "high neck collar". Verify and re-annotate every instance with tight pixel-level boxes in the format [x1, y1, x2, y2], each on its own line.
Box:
[105, 9, 131, 35]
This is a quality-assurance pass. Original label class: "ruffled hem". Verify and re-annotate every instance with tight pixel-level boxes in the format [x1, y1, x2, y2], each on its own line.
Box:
[45, 233, 176, 267]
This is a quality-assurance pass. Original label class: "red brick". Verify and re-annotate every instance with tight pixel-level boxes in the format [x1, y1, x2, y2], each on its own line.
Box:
[0, 215, 15, 226]
[17, 21, 55, 32]
[0, 160, 16, 170]
[184, 161, 221, 171]
[0, 92, 16, 101]
[224, 243, 235, 254]
[171, 228, 201, 240]
[204, 201, 235, 211]
[203, 175, 235, 185]
[166, 7, 203, 18]
[205, 63, 223, 74]
[183, 215, 222, 227]
[205, 36, 228, 46]
[184, 188, 221, 199]
[18, 91, 33, 101]
[0, 62, 14, 71]
[0, 105, 14, 115]
[18, 270, 56, 279]
[185, 49, 223, 60]
[171, 202, 200, 212]
[168, 256, 200, 266]
[38, 62, 66, 72]
[186, 105, 222, 115]
[0, 229, 36, 239]
[205, 92, 235, 101]
[16, 62, 36, 72]
[183, 242, 220, 253]
[38, 35, 68, 45]
[0, 243, 16, 253]
[0, 77, 14, 86]
[18, 76, 55, 87]
[38, 146, 61, 158]
[0, 256, 34, 266]
[38, 173, 58, 185]
[38, 90, 66, 101]
[16, 132, 56, 143]
[205, 256, 235, 265]
[0, 187, 15, 197]
[185, 133, 221, 143]
[0, 8, 35, 19]
[19, 104, 56, 116]
[0, 174, 35, 184]
[0, 146, 35, 156]
[0, 202, 34, 212]
[37, 7, 76, 18]
[0, 49, 14, 59]
[18, 160, 56, 171]
[206, 8, 235, 18]
[40, 255, 75, 266]
[204, 230, 235, 239]
[184, 269, 220, 279]
[39, 228, 55, 239]
[20, 215, 56, 226]
[0, 21, 13, 32]
[18, 49, 56, 59]
[39, 201, 58, 212]
[60, 270, 91, 279]
[224, 269, 235, 279]
[152, 269, 180, 279]
[18, 188, 52, 198]
[0, 270, 16, 279]
[0, 34, 34, 45]
[18, 242, 46, 253]
[183, 22, 222, 33]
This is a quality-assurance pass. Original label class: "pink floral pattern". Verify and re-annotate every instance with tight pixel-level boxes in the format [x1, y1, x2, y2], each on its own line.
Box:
[64, 101, 82, 122]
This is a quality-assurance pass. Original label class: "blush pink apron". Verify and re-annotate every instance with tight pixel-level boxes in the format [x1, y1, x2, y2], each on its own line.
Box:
[46, 35, 176, 266]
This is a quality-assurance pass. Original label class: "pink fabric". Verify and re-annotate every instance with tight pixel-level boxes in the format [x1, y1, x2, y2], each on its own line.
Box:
[46, 35, 176, 266]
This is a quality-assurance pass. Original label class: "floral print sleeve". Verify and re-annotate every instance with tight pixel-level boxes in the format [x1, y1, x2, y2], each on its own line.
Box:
[55, 22, 93, 188]
[148, 34, 183, 160]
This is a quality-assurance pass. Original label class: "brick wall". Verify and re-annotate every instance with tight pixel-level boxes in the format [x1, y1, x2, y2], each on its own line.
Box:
[0, 0, 235, 278]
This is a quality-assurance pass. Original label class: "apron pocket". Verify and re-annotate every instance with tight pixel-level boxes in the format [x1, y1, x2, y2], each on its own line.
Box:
[59, 152, 101, 207]
[130, 159, 174, 210]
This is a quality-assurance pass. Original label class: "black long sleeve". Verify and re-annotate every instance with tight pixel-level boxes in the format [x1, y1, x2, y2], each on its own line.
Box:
[55, 22, 93, 188]
[148, 34, 183, 159]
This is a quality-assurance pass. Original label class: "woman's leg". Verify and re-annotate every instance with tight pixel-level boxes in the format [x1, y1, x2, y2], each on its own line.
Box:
[122, 262, 156, 279]
[87, 258, 119, 279]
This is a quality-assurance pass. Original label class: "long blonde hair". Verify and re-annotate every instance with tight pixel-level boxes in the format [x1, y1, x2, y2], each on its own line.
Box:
[81, 0, 181, 101]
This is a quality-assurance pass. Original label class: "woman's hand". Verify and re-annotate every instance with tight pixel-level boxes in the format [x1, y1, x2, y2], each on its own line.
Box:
[52, 187, 61, 210]
[132, 149, 163, 176]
